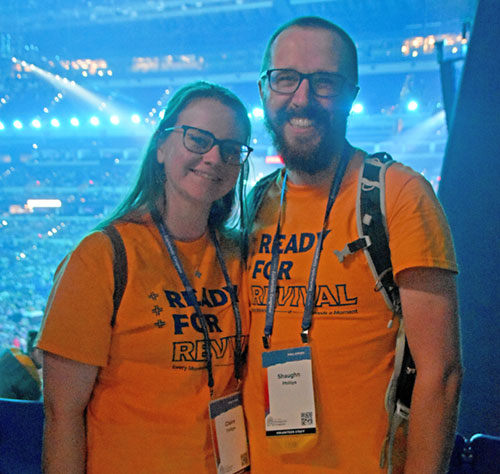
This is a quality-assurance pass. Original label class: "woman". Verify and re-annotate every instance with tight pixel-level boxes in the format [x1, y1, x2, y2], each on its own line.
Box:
[37, 81, 253, 473]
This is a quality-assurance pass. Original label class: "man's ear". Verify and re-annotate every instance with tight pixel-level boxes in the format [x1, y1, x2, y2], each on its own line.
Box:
[258, 78, 265, 102]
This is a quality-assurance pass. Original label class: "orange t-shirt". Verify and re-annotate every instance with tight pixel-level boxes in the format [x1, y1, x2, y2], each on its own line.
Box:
[243, 150, 457, 473]
[38, 215, 248, 473]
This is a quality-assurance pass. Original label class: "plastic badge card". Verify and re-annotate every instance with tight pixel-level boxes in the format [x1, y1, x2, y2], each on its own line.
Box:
[262, 346, 317, 436]
[209, 392, 250, 474]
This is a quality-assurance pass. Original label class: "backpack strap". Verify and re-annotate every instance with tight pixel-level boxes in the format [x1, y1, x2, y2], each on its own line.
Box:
[243, 168, 282, 261]
[357, 153, 417, 473]
[102, 224, 128, 328]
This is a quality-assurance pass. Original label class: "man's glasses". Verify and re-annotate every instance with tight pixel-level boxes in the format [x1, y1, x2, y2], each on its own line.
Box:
[164, 125, 253, 165]
[262, 68, 355, 98]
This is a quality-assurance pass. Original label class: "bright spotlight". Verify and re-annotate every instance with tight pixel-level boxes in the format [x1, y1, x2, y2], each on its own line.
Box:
[70, 117, 80, 127]
[13, 120, 23, 129]
[131, 114, 141, 124]
[407, 100, 419, 112]
[31, 119, 42, 128]
[159, 109, 165, 120]
[110, 115, 120, 125]
[90, 116, 100, 126]
[0, 122, 5, 130]
[252, 107, 264, 119]
[352, 103, 364, 114]
[50, 118, 60, 127]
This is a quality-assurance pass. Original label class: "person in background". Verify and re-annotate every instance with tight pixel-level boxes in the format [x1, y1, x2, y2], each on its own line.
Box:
[0, 329, 42, 400]
[37, 81, 252, 473]
[243, 16, 462, 473]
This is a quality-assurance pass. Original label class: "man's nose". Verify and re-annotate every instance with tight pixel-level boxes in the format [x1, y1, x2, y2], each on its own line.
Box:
[290, 77, 313, 107]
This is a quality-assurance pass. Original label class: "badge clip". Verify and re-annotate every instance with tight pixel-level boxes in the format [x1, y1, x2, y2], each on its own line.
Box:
[263, 335, 270, 349]
[300, 330, 309, 344]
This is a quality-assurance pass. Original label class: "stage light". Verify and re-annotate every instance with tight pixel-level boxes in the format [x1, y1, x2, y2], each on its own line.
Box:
[13, 120, 23, 129]
[110, 115, 120, 125]
[90, 116, 100, 126]
[159, 109, 165, 120]
[252, 107, 264, 119]
[0, 122, 4, 130]
[407, 100, 419, 111]
[70, 117, 80, 127]
[50, 118, 60, 127]
[131, 114, 141, 124]
[352, 103, 364, 114]
[31, 119, 42, 128]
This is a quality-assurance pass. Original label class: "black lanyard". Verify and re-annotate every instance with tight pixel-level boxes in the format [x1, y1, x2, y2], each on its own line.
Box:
[262, 143, 351, 348]
[151, 207, 243, 394]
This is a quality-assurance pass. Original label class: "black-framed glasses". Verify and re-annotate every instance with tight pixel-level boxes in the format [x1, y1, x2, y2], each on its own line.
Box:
[261, 68, 355, 98]
[164, 125, 253, 165]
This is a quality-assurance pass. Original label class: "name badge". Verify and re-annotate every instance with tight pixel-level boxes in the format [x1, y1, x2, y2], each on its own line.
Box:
[209, 392, 250, 474]
[262, 346, 317, 436]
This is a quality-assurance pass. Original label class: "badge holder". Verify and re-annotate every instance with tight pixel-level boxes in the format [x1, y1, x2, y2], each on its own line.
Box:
[262, 346, 318, 453]
[209, 392, 250, 474]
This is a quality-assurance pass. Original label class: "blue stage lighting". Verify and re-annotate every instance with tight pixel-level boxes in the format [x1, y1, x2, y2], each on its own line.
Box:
[70, 117, 80, 127]
[131, 114, 141, 124]
[13, 120, 23, 129]
[110, 115, 120, 125]
[50, 118, 60, 128]
[252, 107, 264, 119]
[90, 116, 100, 126]
[352, 103, 364, 114]
[31, 119, 42, 128]
[0, 122, 5, 130]
[407, 100, 419, 111]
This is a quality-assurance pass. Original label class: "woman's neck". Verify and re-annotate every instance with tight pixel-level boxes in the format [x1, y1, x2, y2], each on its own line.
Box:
[160, 198, 211, 242]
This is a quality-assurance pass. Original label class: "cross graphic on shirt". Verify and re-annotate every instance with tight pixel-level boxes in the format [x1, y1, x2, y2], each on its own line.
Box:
[152, 305, 163, 316]
[195, 270, 202, 278]
[148, 292, 159, 300]
[155, 319, 166, 328]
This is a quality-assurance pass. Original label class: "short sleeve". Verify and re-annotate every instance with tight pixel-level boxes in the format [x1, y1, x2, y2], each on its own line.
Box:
[37, 231, 115, 367]
[385, 164, 458, 276]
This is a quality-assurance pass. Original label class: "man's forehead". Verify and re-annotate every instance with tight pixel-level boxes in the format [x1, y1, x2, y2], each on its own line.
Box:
[270, 26, 353, 71]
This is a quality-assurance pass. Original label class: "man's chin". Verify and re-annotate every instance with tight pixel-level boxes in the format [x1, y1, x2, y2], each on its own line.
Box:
[279, 143, 333, 175]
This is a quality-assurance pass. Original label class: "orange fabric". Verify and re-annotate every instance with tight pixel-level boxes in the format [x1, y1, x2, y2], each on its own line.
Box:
[243, 150, 457, 473]
[38, 215, 249, 473]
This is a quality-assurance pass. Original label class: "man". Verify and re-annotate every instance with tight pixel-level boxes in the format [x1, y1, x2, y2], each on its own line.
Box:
[243, 16, 462, 473]
[0, 330, 42, 400]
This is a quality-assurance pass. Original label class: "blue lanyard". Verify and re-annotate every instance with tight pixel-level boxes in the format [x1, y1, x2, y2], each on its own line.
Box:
[262, 143, 352, 348]
[150, 207, 243, 393]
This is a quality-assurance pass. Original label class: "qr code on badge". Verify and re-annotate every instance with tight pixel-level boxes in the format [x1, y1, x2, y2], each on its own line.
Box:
[301, 411, 313, 426]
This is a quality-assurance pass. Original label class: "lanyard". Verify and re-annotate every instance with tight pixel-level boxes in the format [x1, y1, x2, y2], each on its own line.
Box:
[150, 207, 243, 394]
[262, 143, 351, 349]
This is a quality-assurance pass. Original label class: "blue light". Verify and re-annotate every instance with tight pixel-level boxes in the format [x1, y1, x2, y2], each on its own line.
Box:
[90, 116, 100, 126]
[70, 117, 80, 127]
[351, 103, 364, 114]
[13, 120, 23, 129]
[50, 118, 60, 128]
[252, 107, 264, 119]
[0, 122, 5, 130]
[407, 100, 419, 112]
[31, 119, 42, 128]
[131, 114, 141, 124]
[110, 115, 120, 125]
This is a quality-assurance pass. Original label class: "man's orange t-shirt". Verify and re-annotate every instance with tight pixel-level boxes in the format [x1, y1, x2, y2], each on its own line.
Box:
[38, 216, 249, 473]
[243, 150, 457, 473]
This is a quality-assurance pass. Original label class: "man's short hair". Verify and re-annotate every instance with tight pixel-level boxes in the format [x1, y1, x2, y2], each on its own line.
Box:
[260, 16, 358, 84]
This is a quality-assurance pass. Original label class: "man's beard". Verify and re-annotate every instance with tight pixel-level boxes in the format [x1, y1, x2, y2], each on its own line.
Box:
[264, 105, 344, 175]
